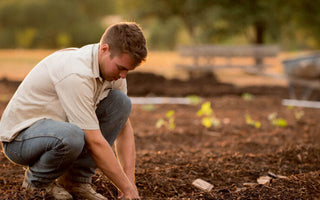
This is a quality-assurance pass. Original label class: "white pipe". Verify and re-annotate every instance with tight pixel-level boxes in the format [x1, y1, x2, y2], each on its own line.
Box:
[130, 97, 191, 105]
[282, 99, 320, 109]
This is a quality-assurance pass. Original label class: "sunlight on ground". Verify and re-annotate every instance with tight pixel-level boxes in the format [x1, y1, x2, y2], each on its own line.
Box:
[0, 49, 309, 87]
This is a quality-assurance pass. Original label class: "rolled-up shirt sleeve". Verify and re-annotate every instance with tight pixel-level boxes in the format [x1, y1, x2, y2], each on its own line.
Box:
[55, 74, 99, 130]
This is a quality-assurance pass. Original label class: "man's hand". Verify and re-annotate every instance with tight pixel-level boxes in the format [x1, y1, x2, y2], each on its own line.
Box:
[84, 129, 140, 199]
[118, 184, 139, 199]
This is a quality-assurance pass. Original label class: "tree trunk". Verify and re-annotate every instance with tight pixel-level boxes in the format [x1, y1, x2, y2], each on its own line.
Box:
[254, 21, 266, 70]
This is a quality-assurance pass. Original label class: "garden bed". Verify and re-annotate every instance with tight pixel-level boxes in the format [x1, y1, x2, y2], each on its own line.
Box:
[0, 72, 319, 199]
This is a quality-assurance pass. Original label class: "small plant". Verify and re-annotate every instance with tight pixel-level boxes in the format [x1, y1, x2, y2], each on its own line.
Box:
[245, 114, 261, 128]
[156, 110, 176, 130]
[287, 106, 304, 121]
[268, 112, 287, 127]
[141, 104, 155, 111]
[186, 95, 202, 105]
[197, 101, 220, 128]
[241, 93, 255, 101]
[294, 110, 304, 121]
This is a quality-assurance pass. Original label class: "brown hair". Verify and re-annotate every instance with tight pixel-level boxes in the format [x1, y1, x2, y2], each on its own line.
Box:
[100, 22, 148, 67]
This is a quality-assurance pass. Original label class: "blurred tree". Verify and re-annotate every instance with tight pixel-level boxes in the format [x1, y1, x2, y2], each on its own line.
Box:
[278, 0, 320, 49]
[0, 0, 115, 48]
[211, 0, 281, 45]
[121, 0, 221, 45]
[120, 0, 320, 50]
[77, 0, 116, 21]
[148, 17, 180, 50]
[120, 0, 284, 48]
[1, 0, 320, 49]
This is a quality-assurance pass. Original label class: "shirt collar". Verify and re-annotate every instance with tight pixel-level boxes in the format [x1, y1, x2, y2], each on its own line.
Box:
[92, 43, 103, 81]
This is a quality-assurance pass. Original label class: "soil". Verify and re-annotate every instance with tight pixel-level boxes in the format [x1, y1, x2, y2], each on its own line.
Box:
[0, 72, 319, 199]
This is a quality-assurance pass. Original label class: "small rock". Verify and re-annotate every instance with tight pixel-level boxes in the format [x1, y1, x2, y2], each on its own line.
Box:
[192, 178, 213, 192]
[257, 176, 272, 184]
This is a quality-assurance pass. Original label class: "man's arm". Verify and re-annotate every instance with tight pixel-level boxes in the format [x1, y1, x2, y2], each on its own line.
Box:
[84, 129, 139, 199]
[114, 119, 136, 184]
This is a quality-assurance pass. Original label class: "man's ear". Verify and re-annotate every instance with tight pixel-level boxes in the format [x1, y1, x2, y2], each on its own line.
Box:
[100, 44, 109, 53]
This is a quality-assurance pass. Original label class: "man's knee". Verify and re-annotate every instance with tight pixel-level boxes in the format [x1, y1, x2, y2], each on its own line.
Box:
[96, 90, 132, 119]
[110, 89, 132, 113]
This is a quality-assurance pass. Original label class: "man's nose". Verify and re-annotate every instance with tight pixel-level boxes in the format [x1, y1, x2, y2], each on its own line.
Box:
[119, 70, 128, 78]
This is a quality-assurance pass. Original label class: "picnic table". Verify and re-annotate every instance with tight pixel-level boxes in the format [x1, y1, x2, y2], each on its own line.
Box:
[176, 44, 279, 77]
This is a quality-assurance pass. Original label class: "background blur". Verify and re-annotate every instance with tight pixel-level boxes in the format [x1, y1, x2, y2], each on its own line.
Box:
[0, 0, 319, 84]
[0, 0, 320, 50]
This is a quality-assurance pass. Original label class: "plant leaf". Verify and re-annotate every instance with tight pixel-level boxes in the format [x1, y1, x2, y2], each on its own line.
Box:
[166, 110, 175, 118]
[242, 93, 254, 101]
[202, 117, 213, 128]
[155, 118, 165, 128]
[187, 95, 202, 104]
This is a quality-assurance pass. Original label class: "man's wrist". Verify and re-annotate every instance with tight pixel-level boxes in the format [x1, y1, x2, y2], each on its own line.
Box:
[125, 171, 135, 184]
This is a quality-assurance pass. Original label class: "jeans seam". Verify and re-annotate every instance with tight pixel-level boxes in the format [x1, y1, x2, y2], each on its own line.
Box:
[52, 139, 72, 170]
[14, 135, 66, 142]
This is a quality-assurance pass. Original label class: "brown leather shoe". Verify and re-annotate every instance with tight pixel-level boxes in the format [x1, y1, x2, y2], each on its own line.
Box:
[58, 178, 108, 200]
[22, 179, 73, 200]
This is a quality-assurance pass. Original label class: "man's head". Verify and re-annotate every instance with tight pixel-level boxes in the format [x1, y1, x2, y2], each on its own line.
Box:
[100, 22, 147, 67]
[98, 22, 147, 81]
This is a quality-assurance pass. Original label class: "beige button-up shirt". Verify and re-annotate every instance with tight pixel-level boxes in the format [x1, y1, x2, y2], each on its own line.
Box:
[0, 44, 127, 142]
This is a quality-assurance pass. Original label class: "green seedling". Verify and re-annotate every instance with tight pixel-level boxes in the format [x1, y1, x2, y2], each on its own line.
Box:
[141, 104, 155, 111]
[186, 95, 202, 105]
[287, 106, 304, 121]
[197, 101, 213, 116]
[201, 117, 220, 128]
[268, 112, 287, 127]
[294, 110, 304, 121]
[245, 114, 261, 128]
[197, 101, 220, 128]
[156, 110, 176, 130]
[241, 93, 255, 101]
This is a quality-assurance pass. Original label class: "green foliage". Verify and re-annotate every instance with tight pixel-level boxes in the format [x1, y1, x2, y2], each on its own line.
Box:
[1, 0, 320, 49]
[141, 104, 156, 112]
[245, 114, 261, 128]
[294, 110, 304, 121]
[268, 112, 287, 127]
[186, 95, 202, 105]
[0, 0, 113, 48]
[120, 0, 320, 50]
[16, 28, 37, 48]
[287, 106, 304, 121]
[156, 110, 176, 130]
[56, 33, 72, 48]
[197, 102, 213, 116]
[197, 101, 220, 128]
[148, 18, 181, 50]
[241, 93, 255, 101]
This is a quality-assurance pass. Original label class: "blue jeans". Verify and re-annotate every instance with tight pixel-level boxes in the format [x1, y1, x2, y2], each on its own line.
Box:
[2, 90, 131, 187]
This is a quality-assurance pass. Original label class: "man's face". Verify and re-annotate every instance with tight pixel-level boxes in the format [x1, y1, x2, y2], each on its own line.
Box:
[98, 44, 136, 81]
